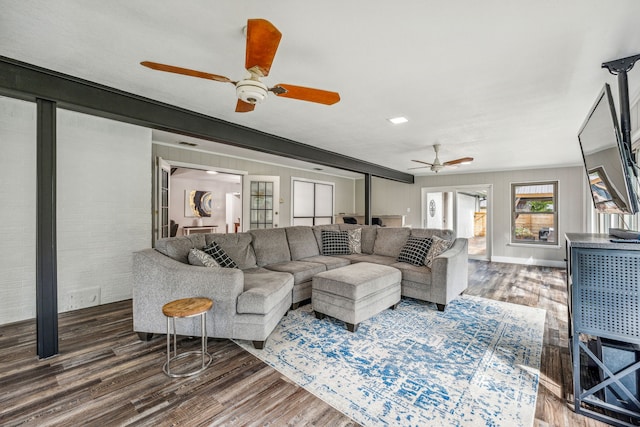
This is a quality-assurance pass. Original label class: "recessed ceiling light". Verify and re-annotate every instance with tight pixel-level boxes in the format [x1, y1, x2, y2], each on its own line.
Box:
[206, 170, 218, 175]
[388, 116, 408, 125]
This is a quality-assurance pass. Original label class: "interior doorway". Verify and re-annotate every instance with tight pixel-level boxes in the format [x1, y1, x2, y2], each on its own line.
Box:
[153, 158, 246, 242]
[421, 185, 491, 260]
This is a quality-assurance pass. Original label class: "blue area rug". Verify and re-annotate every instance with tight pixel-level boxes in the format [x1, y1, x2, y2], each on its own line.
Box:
[235, 295, 545, 426]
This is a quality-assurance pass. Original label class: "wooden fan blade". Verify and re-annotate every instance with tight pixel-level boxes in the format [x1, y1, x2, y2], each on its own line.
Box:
[271, 84, 340, 105]
[443, 157, 474, 166]
[408, 166, 430, 170]
[411, 159, 435, 166]
[140, 61, 235, 83]
[235, 99, 256, 113]
[245, 19, 282, 77]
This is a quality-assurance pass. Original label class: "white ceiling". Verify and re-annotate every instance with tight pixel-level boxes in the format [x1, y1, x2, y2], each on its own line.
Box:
[3, 0, 640, 177]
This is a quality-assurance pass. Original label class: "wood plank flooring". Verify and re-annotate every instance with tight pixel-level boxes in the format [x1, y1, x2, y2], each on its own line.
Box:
[0, 261, 610, 426]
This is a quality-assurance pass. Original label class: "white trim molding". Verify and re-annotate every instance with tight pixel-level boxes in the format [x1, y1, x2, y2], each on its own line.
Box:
[490, 255, 566, 268]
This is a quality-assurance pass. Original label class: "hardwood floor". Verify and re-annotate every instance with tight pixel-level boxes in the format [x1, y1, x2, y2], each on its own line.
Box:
[0, 261, 610, 426]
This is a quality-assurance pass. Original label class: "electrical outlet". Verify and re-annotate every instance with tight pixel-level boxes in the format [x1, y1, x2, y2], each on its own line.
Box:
[407, 207, 411, 213]
[65, 288, 101, 311]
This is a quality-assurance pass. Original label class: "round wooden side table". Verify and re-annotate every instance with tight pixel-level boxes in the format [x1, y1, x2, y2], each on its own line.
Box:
[162, 297, 213, 378]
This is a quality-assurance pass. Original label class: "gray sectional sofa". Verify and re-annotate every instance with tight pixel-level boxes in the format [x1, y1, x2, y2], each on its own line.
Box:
[132, 224, 468, 349]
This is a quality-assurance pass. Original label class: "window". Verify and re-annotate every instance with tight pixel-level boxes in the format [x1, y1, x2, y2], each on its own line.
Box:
[249, 180, 274, 229]
[292, 179, 334, 226]
[511, 181, 558, 245]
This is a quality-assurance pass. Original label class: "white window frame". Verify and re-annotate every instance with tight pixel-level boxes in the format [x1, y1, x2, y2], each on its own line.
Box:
[291, 177, 335, 226]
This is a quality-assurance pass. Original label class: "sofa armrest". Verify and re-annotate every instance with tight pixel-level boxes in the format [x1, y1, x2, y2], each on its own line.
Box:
[430, 238, 469, 305]
[132, 248, 244, 336]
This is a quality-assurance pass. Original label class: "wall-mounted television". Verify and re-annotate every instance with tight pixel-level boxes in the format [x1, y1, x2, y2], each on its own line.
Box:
[578, 83, 639, 215]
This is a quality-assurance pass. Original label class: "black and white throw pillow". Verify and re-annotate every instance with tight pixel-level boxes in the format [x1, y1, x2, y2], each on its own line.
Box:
[203, 241, 238, 269]
[321, 230, 350, 255]
[397, 236, 432, 266]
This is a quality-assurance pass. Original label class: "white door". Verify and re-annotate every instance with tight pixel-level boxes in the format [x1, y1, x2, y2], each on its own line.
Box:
[425, 192, 445, 229]
[242, 175, 280, 231]
[155, 157, 171, 243]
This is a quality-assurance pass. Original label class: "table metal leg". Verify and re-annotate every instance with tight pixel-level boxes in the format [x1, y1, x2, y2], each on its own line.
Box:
[163, 311, 212, 378]
[166, 316, 171, 374]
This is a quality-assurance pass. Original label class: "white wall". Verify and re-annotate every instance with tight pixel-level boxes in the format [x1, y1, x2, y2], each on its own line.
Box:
[0, 102, 152, 324]
[0, 97, 36, 324]
[57, 110, 151, 312]
[357, 166, 585, 266]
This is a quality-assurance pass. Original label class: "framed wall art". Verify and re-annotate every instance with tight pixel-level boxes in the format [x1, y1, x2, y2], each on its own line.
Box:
[185, 189, 212, 217]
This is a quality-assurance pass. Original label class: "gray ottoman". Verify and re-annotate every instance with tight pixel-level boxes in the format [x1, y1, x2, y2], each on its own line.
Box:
[312, 262, 401, 332]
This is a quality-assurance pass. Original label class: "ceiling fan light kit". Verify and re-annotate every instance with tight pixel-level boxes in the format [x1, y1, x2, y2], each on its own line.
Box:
[236, 79, 268, 104]
[140, 18, 339, 113]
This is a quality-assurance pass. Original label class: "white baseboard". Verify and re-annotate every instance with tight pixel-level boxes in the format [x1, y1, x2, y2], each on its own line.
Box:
[490, 256, 566, 268]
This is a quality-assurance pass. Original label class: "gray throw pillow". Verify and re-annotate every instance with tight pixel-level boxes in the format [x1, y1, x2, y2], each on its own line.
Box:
[425, 235, 453, 268]
[188, 248, 219, 268]
[348, 228, 362, 254]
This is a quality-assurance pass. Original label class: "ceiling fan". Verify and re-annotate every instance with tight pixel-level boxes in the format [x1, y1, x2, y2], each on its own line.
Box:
[410, 144, 473, 173]
[141, 19, 340, 113]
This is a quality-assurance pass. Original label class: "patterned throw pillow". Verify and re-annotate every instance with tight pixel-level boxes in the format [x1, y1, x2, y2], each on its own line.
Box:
[425, 235, 453, 268]
[397, 236, 432, 266]
[321, 230, 350, 255]
[188, 248, 220, 268]
[348, 228, 362, 254]
[203, 241, 238, 269]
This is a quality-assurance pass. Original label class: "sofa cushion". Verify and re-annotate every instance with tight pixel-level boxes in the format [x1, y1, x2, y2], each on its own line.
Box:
[397, 236, 432, 266]
[265, 260, 326, 285]
[373, 227, 411, 257]
[425, 235, 453, 268]
[391, 262, 433, 285]
[249, 228, 291, 267]
[346, 254, 398, 265]
[205, 233, 257, 269]
[301, 255, 350, 270]
[411, 228, 455, 241]
[285, 226, 321, 260]
[332, 253, 368, 262]
[321, 230, 350, 255]
[188, 248, 219, 267]
[238, 269, 294, 315]
[203, 241, 238, 269]
[154, 234, 206, 264]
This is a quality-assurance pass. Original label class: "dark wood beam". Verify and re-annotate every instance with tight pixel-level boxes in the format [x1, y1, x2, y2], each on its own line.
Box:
[364, 174, 372, 225]
[0, 56, 413, 184]
[36, 98, 58, 359]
